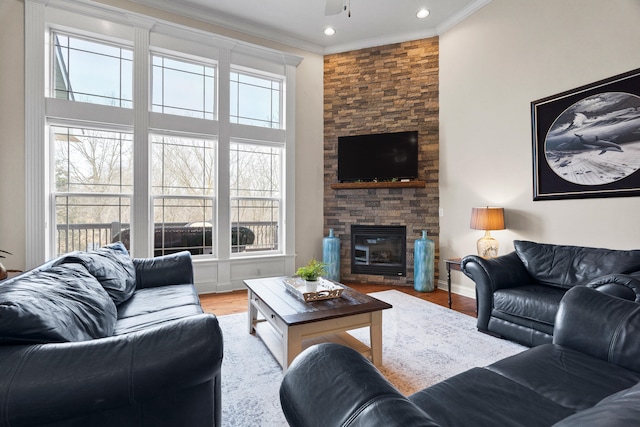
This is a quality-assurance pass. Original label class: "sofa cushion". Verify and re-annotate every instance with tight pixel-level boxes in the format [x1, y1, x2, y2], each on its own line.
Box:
[0, 264, 117, 343]
[552, 383, 640, 427]
[114, 284, 203, 335]
[409, 367, 575, 427]
[55, 242, 136, 305]
[486, 344, 640, 411]
[514, 241, 640, 289]
[493, 284, 566, 326]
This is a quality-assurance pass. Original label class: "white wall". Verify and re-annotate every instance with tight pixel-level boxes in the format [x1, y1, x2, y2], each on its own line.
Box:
[440, 0, 640, 297]
[0, 0, 26, 271]
[0, 0, 325, 275]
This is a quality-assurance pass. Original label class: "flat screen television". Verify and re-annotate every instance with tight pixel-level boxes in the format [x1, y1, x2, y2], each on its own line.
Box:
[337, 131, 418, 182]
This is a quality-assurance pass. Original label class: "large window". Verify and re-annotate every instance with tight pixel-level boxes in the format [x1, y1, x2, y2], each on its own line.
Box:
[27, 0, 299, 280]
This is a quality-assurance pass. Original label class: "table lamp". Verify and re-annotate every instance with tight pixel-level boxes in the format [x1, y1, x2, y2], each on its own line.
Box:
[470, 207, 505, 258]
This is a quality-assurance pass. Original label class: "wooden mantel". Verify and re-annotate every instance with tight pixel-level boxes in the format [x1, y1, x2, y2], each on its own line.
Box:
[330, 180, 426, 190]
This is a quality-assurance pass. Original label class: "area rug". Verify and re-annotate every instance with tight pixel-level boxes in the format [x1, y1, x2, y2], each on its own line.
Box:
[219, 290, 526, 427]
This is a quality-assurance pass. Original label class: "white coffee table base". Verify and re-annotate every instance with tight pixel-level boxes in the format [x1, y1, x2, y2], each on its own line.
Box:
[248, 289, 383, 371]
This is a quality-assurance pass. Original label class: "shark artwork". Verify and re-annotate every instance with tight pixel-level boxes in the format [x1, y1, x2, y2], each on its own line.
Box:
[544, 92, 640, 186]
[558, 134, 623, 155]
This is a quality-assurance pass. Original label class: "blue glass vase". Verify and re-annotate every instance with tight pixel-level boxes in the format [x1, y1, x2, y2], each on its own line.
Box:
[322, 229, 340, 282]
[414, 230, 435, 292]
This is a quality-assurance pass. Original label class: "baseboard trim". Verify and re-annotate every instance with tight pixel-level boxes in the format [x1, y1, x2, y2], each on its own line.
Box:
[437, 280, 476, 300]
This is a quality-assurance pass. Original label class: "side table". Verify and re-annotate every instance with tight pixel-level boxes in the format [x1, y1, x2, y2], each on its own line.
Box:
[444, 258, 462, 309]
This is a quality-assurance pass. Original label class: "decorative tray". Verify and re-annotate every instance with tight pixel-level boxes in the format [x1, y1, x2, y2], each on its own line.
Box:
[283, 277, 344, 302]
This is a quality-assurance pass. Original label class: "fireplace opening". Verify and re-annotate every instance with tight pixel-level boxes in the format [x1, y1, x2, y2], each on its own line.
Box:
[351, 225, 406, 276]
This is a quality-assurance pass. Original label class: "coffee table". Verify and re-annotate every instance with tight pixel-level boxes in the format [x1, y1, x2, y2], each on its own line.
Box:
[244, 277, 392, 370]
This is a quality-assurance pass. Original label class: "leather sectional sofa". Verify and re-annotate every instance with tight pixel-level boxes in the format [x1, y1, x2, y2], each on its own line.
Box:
[0, 243, 223, 427]
[280, 286, 640, 426]
[462, 240, 640, 346]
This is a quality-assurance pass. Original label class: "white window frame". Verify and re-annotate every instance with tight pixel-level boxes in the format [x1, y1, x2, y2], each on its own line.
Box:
[25, 0, 302, 292]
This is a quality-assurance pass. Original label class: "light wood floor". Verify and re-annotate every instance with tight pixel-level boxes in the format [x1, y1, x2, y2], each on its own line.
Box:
[199, 283, 477, 318]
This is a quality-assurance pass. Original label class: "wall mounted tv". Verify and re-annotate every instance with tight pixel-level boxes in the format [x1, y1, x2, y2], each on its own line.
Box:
[337, 131, 419, 182]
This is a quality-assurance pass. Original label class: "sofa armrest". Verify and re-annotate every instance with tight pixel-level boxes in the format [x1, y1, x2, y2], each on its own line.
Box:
[0, 314, 222, 427]
[554, 286, 640, 372]
[461, 252, 532, 331]
[280, 343, 440, 427]
[461, 252, 531, 292]
[133, 251, 194, 288]
[586, 273, 640, 302]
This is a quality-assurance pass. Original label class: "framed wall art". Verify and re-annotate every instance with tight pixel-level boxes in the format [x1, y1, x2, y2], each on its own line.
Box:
[531, 68, 640, 200]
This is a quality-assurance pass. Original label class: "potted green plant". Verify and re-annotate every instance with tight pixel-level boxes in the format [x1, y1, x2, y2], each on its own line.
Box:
[0, 250, 12, 281]
[296, 258, 327, 282]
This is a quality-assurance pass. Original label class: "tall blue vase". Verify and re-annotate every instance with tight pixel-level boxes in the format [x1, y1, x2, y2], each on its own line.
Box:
[323, 229, 340, 282]
[414, 230, 435, 292]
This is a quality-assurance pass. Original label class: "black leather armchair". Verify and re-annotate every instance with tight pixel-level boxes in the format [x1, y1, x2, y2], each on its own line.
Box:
[462, 240, 640, 346]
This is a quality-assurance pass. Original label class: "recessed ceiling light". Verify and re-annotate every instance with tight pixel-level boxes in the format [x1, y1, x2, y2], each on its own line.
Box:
[324, 27, 336, 36]
[417, 8, 430, 19]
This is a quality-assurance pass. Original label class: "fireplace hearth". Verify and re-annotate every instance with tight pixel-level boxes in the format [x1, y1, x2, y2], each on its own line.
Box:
[351, 225, 406, 277]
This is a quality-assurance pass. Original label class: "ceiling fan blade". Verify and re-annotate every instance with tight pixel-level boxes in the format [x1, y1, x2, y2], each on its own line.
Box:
[325, 0, 345, 15]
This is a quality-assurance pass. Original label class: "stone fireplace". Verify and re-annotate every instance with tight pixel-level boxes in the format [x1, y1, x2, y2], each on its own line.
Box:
[323, 37, 440, 286]
[351, 225, 406, 277]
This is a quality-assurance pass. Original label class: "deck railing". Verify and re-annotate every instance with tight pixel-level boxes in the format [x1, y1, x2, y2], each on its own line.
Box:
[56, 221, 278, 255]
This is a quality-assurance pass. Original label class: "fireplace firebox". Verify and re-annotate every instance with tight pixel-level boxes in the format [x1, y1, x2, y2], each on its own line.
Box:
[351, 225, 406, 276]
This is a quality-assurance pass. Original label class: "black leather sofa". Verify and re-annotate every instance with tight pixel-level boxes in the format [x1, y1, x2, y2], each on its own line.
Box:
[461, 240, 640, 346]
[280, 286, 640, 427]
[0, 242, 223, 427]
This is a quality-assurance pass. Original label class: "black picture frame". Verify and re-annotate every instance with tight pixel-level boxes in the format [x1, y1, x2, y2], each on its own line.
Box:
[531, 68, 640, 200]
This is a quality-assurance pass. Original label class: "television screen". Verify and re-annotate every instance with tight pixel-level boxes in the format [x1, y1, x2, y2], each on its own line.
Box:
[337, 131, 418, 182]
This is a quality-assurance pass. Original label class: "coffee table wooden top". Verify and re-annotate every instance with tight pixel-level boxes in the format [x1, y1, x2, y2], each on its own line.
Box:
[244, 276, 392, 326]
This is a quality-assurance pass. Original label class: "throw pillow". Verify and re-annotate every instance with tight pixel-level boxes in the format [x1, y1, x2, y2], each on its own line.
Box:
[56, 242, 136, 305]
[0, 264, 117, 343]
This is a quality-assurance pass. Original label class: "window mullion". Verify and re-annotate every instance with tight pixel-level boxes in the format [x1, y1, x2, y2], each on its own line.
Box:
[131, 24, 152, 257]
[217, 48, 232, 260]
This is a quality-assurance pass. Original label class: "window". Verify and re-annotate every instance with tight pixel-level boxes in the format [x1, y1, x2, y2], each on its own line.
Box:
[152, 54, 216, 119]
[151, 135, 216, 256]
[27, 1, 299, 278]
[53, 126, 132, 254]
[53, 32, 133, 107]
[230, 70, 282, 128]
[230, 142, 281, 252]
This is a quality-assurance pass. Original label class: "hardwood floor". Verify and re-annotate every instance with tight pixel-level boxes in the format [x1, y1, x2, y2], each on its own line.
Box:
[199, 283, 477, 318]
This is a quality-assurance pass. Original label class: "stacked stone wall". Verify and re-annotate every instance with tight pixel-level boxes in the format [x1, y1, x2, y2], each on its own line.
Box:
[324, 37, 440, 286]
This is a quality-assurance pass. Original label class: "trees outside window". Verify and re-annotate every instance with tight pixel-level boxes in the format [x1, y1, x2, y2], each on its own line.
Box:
[53, 126, 132, 254]
[48, 31, 286, 258]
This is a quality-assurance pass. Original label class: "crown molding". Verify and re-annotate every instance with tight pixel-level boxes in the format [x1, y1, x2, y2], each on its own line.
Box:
[127, 0, 491, 55]
[43, 0, 304, 65]
[437, 0, 491, 35]
[129, 0, 327, 55]
[323, 29, 439, 55]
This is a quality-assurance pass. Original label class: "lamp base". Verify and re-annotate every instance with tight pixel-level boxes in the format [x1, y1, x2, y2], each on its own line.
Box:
[477, 230, 499, 258]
